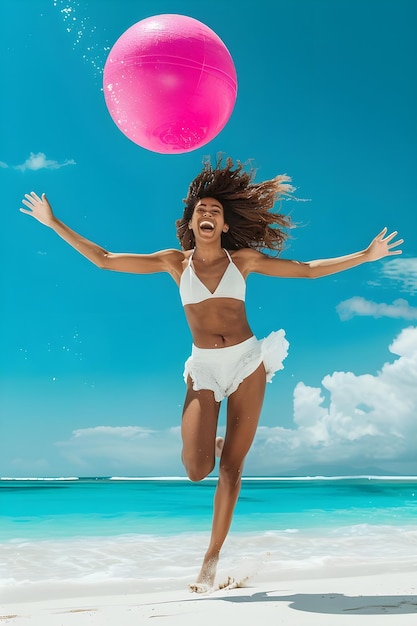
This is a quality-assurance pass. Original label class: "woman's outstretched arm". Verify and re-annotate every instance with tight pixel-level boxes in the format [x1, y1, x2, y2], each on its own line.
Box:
[20, 192, 183, 276]
[242, 227, 404, 279]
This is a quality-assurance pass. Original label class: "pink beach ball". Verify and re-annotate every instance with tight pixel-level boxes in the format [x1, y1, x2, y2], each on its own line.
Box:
[103, 14, 238, 154]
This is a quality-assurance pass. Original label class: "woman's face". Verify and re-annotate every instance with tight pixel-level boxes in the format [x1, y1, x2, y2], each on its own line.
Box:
[189, 197, 229, 243]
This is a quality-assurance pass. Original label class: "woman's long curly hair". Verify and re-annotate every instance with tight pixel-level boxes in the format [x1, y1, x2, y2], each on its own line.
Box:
[176, 155, 295, 252]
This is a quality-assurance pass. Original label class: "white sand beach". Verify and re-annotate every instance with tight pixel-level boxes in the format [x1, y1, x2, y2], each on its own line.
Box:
[2, 570, 417, 625]
[2, 478, 416, 624]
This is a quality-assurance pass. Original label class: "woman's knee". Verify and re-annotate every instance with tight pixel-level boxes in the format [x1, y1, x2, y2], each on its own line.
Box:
[182, 452, 215, 482]
[218, 458, 244, 487]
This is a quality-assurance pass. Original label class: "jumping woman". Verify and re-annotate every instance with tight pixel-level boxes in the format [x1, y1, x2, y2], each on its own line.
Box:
[20, 156, 403, 591]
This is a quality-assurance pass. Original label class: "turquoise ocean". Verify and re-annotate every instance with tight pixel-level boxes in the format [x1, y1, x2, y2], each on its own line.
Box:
[1, 476, 416, 600]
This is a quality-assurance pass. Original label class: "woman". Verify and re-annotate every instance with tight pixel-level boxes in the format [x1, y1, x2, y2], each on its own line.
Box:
[20, 156, 403, 591]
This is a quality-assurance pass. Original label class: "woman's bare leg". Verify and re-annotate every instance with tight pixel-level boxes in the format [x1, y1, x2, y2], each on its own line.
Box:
[192, 364, 266, 590]
[181, 377, 220, 483]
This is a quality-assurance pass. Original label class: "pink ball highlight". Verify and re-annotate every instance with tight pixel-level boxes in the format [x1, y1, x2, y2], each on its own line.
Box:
[103, 14, 237, 154]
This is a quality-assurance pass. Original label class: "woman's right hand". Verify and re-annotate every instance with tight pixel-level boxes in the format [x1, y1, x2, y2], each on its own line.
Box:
[20, 192, 55, 227]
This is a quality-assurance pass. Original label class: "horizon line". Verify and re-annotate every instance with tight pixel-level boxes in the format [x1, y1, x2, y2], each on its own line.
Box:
[1, 475, 417, 482]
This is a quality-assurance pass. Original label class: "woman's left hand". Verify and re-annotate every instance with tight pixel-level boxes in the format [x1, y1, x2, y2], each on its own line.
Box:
[366, 227, 403, 261]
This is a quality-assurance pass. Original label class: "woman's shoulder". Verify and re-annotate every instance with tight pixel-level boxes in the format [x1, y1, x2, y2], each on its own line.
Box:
[156, 248, 191, 267]
[156, 248, 188, 258]
[229, 248, 263, 276]
[153, 249, 191, 283]
[230, 248, 261, 258]
[229, 248, 264, 263]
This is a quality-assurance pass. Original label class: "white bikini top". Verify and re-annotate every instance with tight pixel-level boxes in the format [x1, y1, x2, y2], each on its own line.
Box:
[179, 249, 246, 306]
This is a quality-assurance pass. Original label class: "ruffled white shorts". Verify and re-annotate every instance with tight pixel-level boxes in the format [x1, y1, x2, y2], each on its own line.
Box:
[183, 330, 289, 402]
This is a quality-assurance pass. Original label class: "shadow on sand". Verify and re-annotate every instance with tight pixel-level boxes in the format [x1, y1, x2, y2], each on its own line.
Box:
[207, 589, 417, 615]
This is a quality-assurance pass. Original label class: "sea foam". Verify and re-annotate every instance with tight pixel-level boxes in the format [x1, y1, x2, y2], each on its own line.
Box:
[1, 524, 417, 602]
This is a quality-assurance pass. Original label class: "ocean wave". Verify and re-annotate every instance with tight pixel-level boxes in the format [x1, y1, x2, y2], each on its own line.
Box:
[1, 524, 417, 600]
[0, 477, 80, 481]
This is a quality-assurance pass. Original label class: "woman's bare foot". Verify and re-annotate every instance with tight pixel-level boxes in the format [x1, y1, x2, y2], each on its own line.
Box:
[188, 554, 219, 593]
[215, 437, 224, 458]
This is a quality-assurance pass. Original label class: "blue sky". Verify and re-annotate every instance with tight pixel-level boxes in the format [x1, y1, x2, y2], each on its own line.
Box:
[1, 0, 416, 478]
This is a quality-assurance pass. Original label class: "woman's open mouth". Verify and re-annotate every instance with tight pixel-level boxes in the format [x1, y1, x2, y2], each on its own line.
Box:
[199, 220, 215, 232]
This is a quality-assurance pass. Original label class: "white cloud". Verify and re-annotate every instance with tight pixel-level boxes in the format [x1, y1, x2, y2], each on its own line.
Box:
[381, 258, 417, 295]
[56, 425, 183, 475]
[0, 161, 8, 168]
[15, 152, 76, 172]
[72, 425, 155, 439]
[337, 296, 417, 321]
[54, 327, 417, 477]
[247, 326, 417, 475]
[10, 457, 51, 472]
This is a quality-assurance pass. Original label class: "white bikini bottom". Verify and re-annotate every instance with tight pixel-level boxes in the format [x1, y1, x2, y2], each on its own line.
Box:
[183, 330, 289, 402]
